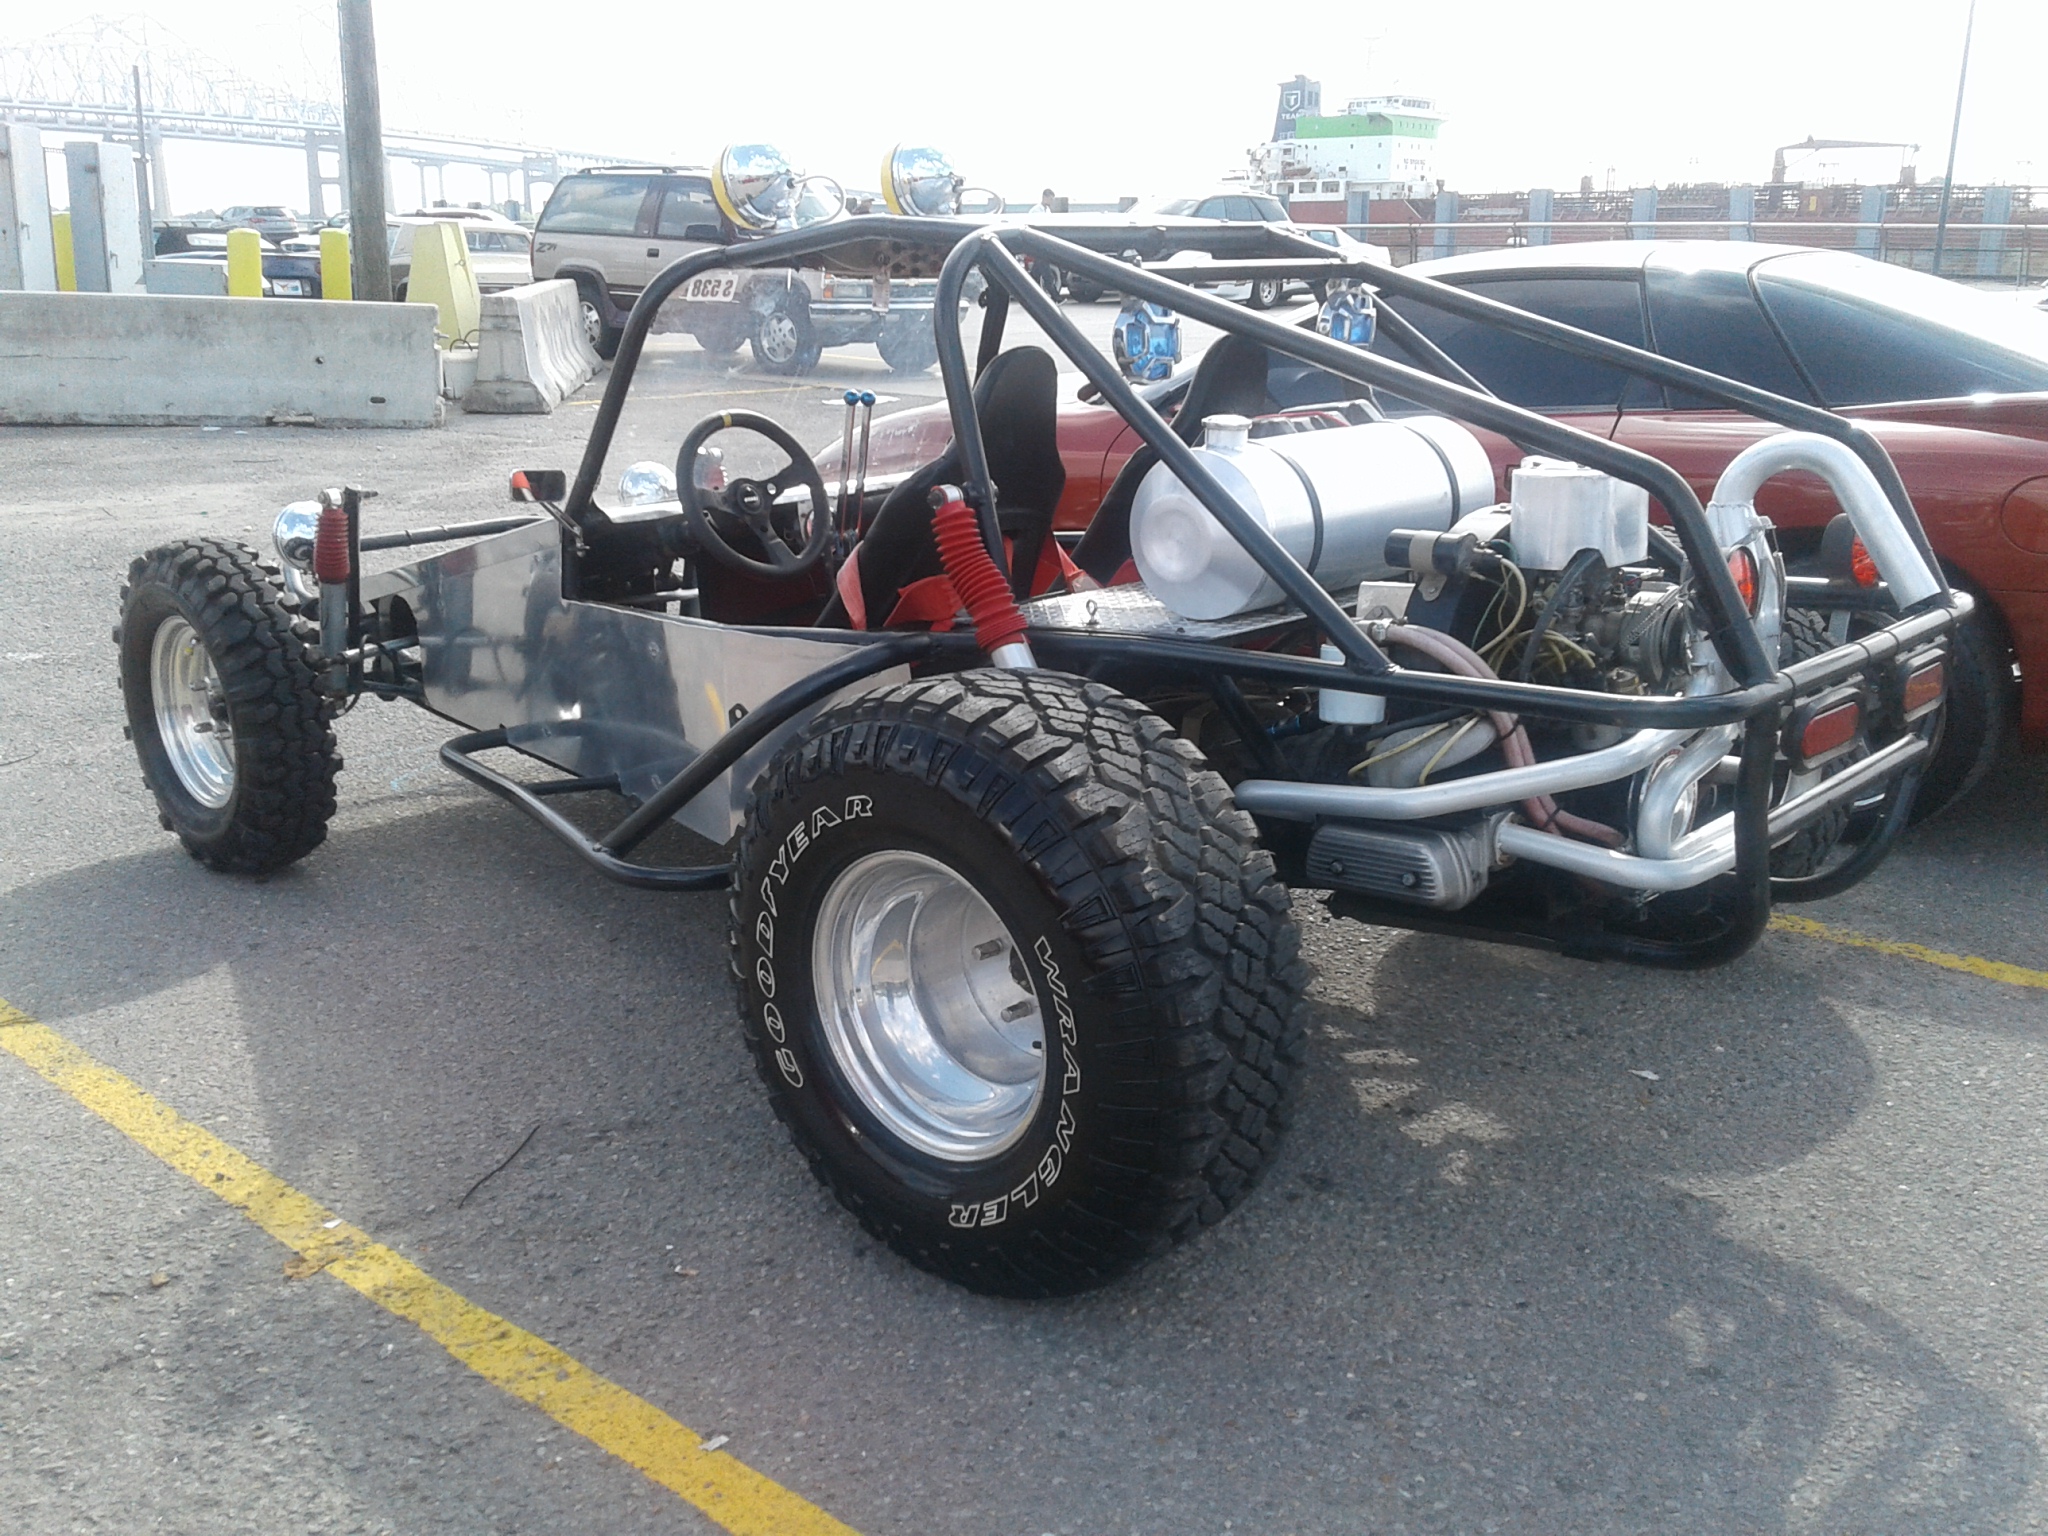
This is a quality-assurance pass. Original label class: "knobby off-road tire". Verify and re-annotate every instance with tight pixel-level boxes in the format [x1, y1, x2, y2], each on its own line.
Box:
[117, 539, 339, 873]
[730, 669, 1306, 1297]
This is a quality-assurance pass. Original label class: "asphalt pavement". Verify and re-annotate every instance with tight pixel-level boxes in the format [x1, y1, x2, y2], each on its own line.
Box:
[3, 308, 2046, 1536]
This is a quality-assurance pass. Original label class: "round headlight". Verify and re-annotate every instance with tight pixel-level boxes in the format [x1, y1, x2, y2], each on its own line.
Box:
[272, 500, 322, 603]
[617, 461, 678, 507]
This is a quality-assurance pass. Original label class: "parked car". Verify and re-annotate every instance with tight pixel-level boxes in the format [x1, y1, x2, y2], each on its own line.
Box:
[150, 227, 323, 297]
[220, 205, 301, 240]
[1357, 242, 2048, 817]
[531, 166, 948, 372]
[840, 240, 2043, 819]
[1146, 186, 1335, 307]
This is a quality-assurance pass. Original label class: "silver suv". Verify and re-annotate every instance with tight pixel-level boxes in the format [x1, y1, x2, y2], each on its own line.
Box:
[531, 166, 945, 374]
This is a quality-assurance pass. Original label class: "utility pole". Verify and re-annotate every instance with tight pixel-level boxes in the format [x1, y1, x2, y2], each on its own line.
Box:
[130, 65, 154, 252]
[1931, 0, 1977, 281]
[338, 0, 391, 301]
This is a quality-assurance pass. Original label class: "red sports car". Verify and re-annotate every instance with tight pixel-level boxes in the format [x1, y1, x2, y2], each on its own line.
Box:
[835, 241, 2048, 819]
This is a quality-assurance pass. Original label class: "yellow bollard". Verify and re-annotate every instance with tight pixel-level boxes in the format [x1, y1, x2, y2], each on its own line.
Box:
[226, 227, 264, 298]
[52, 210, 76, 291]
[319, 227, 352, 301]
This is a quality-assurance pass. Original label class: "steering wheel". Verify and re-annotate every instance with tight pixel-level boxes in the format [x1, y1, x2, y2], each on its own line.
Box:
[676, 411, 832, 578]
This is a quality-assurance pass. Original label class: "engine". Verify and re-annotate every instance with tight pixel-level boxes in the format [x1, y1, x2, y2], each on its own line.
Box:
[1124, 413, 1788, 912]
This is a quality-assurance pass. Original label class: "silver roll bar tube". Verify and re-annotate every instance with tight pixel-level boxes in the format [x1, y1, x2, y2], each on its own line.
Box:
[1232, 727, 1690, 823]
[1708, 433, 1944, 609]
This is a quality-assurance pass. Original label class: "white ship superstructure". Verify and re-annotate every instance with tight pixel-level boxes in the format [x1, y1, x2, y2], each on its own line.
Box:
[1250, 81, 1443, 213]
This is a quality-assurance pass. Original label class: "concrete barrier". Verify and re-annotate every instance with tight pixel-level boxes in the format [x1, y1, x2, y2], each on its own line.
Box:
[462, 278, 600, 414]
[0, 291, 443, 428]
[144, 258, 229, 296]
[0, 122, 57, 291]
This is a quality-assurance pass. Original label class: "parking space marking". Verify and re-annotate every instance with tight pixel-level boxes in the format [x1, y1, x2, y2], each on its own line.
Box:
[0, 1000, 860, 1536]
[1768, 913, 2048, 991]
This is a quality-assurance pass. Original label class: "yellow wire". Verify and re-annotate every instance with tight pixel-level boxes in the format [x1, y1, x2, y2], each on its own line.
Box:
[1416, 715, 1484, 783]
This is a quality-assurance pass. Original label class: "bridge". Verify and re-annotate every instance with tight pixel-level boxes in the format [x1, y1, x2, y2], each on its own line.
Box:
[0, 19, 633, 219]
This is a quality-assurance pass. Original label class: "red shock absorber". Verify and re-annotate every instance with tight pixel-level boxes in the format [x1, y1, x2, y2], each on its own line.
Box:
[930, 485, 1034, 667]
[312, 502, 352, 586]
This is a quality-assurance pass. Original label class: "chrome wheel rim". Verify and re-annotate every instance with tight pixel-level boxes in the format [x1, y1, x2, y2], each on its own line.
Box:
[759, 311, 800, 364]
[812, 850, 1047, 1162]
[150, 616, 234, 808]
[579, 297, 603, 346]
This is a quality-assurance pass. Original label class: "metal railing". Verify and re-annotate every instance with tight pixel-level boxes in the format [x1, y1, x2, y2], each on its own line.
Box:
[1351, 219, 2048, 284]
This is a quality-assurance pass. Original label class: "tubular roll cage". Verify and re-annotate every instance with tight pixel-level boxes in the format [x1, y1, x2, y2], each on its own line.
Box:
[539, 215, 1958, 961]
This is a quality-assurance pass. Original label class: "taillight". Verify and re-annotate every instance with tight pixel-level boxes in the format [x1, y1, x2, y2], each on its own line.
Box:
[1849, 535, 1879, 587]
[1726, 548, 1759, 614]
[1902, 657, 1946, 720]
[1800, 700, 1861, 762]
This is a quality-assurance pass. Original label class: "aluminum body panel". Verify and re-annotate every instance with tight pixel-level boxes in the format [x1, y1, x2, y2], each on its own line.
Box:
[362, 520, 906, 842]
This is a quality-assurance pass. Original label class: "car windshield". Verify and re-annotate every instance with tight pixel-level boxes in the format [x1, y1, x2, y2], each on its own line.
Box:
[253, 207, 288, 217]
[1755, 251, 2048, 404]
[1151, 198, 1199, 216]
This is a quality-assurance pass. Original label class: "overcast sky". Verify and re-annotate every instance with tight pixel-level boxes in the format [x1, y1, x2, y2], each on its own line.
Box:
[8, 0, 2045, 215]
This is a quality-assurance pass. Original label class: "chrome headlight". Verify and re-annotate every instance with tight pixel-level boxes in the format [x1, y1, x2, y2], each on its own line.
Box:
[617, 461, 679, 507]
[272, 500, 322, 602]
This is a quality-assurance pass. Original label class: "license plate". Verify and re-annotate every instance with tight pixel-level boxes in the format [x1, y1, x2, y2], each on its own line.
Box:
[682, 273, 739, 303]
[272, 278, 304, 296]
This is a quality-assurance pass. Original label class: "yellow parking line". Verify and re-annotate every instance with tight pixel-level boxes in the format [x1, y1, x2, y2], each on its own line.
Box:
[1768, 913, 2048, 992]
[0, 1000, 859, 1536]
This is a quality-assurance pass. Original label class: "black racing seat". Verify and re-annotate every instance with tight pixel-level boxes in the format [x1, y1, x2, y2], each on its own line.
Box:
[1070, 333, 1271, 583]
[821, 346, 1066, 627]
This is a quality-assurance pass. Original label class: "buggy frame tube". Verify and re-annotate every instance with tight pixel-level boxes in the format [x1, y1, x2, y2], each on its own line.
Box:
[979, 228, 1784, 685]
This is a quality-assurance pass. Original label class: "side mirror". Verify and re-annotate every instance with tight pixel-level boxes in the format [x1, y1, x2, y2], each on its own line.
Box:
[511, 468, 567, 503]
[682, 223, 726, 244]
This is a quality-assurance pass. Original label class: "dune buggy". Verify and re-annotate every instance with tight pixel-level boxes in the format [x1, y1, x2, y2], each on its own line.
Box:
[117, 214, 1961, 1297]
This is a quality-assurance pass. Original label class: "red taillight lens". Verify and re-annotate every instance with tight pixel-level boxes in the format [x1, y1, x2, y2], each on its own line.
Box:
[1902, 658, 1946, 720]
[1849, 535, 1879, 587]
[1799, 699, 1862, 764]
[1726, 548, 1759, 613]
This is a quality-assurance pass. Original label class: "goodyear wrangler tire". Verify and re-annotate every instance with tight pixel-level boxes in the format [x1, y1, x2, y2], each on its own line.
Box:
[730, 669, 1306, 1297]
[117, 539, 339, 874]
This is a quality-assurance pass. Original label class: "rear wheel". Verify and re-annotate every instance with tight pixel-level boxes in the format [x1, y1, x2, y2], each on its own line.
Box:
[874, 315, 938, 374]
[730, 669, 1305, 1297]
[575, 279, 621, 359]
[116, 539, 338, 873]
[1247, 277, 1283, 310]
[694, 325, 745, 356]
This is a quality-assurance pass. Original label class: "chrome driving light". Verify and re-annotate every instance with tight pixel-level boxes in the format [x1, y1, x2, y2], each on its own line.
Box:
[272, 500, 322, 603]
[617, 461, 679, 507]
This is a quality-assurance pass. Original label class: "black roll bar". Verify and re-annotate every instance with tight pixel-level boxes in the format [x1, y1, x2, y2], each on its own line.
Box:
[567, 214, 1956, 704]
[954, 227, 1780, 686]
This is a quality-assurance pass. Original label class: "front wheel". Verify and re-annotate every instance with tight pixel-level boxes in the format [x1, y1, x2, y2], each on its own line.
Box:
[1246, 277, 1283, 310]
[117, 540, 339, 873]
[749, 292, 820, 376]
[730, 670, 1305, 1297]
